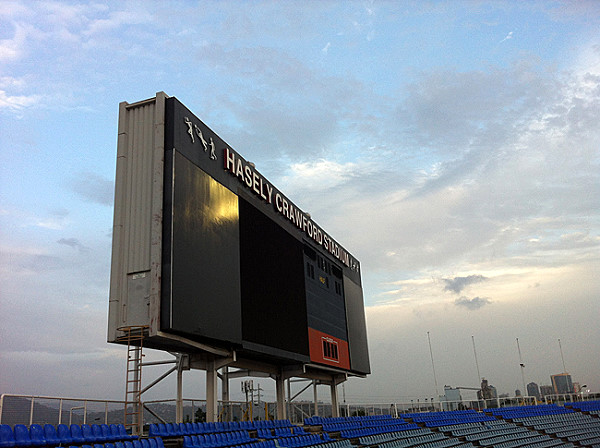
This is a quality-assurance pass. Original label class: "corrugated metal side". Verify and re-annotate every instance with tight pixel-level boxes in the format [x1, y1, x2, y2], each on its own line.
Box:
[126, 102, 155, 271]
[107, 93, 166, 341]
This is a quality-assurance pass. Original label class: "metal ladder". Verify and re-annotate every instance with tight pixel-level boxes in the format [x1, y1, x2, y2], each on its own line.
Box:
[118, 326, 148, 435]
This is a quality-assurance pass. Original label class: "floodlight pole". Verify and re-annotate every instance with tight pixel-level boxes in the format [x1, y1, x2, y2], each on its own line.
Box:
[516, 338, 526, 397]
[558, 339, 567, 373]
[472, 336, 482, 400]
[427, 331, 440, 399]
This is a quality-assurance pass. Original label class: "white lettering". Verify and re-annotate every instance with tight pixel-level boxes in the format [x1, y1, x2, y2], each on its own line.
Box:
[244, 165, 253, 188]
[224, 148, 235, 172]
[236, 159, 244, 179]
[252, 172, 260, 195]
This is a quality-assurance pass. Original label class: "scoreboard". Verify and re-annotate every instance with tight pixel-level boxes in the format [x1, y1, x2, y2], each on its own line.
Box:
[108, 93, 370, 376]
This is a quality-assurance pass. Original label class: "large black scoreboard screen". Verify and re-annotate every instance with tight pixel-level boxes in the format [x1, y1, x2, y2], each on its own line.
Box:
[115, 96, 369, 376]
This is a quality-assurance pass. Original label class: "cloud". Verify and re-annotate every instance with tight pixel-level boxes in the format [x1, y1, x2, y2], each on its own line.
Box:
[57, 237, 90, 253]
[0, 89, 41, 110]
[454, 296, 492, 310]
[0, 22, 29, 62]
[322, 42, 331, 54]
[72, 173, 114, 206]
[35, 209, 69, 230]
[443, 275, 488, 294]
[499, 31, 514, 43]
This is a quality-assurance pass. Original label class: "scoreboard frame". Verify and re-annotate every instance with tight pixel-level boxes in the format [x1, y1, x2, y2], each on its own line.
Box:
[108, 92, 370, 378]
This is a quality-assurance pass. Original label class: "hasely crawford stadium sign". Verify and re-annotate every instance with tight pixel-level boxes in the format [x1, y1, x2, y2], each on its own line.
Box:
[183, 115, 359, 273]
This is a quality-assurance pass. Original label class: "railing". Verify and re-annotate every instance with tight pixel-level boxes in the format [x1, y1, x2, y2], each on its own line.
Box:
[2, 392, 599, 427]
[0, 394, 127, 426]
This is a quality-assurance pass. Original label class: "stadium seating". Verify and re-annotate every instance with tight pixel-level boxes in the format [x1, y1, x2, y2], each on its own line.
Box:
[0, 425, 16, 448]
[42, 424, 60, 446]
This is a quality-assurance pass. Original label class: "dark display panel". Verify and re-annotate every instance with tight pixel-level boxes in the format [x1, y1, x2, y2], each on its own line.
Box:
[304, 245, 348, 341]
[162, 150, 242, 344]
[160, 97, 370, 374]
[239, 197, 309, 357]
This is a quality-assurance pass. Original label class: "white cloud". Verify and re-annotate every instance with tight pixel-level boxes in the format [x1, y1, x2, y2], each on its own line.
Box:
[499, 30, 513, 43]
[0, 22, 29, 61]
[0, 89, 40, 110]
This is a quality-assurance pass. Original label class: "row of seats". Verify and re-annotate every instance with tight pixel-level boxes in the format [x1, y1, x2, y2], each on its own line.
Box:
[149, 420, 293, 437]
[339, 423, 420, 439]
[486, 404, 575, 419]
[400, 410, 496, 427]
[0, 423, 136, 448]
[183, 432, 254, 448]
[53, 440, 164, 448]
[566, 400, 600, 412]
[358, 428, 433, 446]
[256, 427, 308, 439]
[276, 434, 332, 448]
[304, 415, 392, 425]
[322, 419, 405, 432]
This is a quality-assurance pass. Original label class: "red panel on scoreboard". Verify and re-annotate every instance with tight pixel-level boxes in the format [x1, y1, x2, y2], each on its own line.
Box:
[308, 327, 350, 370]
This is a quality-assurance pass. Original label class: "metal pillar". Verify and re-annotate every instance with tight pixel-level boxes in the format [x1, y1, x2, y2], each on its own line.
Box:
[206, 360, 218, 422]
[221, 367, 229, 421]
[330, 380, 339, 417]
[276, 373, 286, 419]
[176, 357, 184, 422]
[313, 380, 319, 416]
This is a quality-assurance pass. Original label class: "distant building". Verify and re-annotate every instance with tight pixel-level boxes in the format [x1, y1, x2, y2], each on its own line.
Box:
[540, 385, 553, 398]
[527, 382, 541, 400]
[441, 386, 462, 411]
[477, 378, 497, 400]
[551, 373, 574, 394]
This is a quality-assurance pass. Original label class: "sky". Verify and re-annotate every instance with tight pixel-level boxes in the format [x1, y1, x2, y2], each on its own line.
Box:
[1, 0, 599, 408]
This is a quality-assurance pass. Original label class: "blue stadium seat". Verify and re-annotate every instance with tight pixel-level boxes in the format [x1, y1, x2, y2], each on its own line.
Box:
[0, 425, 15, 448]
[117, 424, 137, 440]
[57, 424, 74, 445]
[148, 439, 158, 448]
[140, 439, 151, 448]
[124, 441, 134, 448]
[70, 425, 86, 445]
[105, 443, 116, 448]
[93, 443, 104, 448]
[182, 436, 196, 448]
[13, 424, 33, 447]
[114, 442, 126, 448]
[132, 439, 143, 448]
[101, 424, 114, 442]
[154, 438, 166, 448]
[28, 424, 46, 446]
[91, 425, 107, 443]
[82, 424, 98, 443]
[43, 424, 60, 446]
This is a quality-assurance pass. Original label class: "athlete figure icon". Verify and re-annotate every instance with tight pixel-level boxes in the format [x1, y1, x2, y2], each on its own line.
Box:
[184, 117, 194, 143]
[209, 137, 217, 160]
[195, 125, 208, 152]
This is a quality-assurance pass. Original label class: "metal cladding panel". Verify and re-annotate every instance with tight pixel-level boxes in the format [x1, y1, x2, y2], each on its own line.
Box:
[108, 93, 166, 341]
[125, 102, 155, 272]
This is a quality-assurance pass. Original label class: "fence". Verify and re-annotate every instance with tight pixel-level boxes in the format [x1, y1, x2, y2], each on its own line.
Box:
[2, 392, 599, 428]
